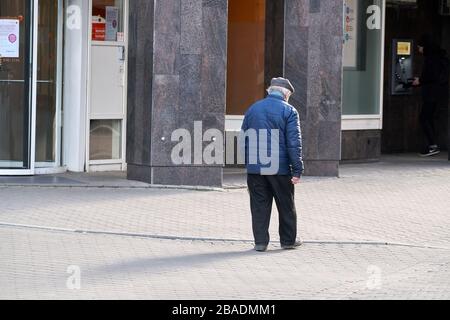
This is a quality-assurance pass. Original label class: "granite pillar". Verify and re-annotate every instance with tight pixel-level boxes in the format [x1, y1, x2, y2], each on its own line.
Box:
[284, 0, 343, 176]
[127, 0, 228, 187]
[127, 0, 154, 183]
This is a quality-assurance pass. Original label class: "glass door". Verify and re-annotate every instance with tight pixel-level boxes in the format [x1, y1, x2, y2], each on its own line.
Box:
[88, 0, 128, 171]
[35, 0, 62, 169]
[0, 0, 35, 174]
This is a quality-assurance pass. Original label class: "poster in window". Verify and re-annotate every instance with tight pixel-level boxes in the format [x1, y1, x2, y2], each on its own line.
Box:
[343, 0, 359, 69]
[105, 7, 119, 41]
[0, 19, 20, 58]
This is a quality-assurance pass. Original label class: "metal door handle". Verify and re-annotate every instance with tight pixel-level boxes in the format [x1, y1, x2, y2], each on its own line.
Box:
[0, 80, 54, 83]
[0, 79, 25, 83]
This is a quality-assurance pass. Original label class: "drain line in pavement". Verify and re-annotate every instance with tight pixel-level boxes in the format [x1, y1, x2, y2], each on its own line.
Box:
[1, 221, 449, 251]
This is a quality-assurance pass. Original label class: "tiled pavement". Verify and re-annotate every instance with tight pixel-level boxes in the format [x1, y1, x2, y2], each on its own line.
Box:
[0, 154, 449, 299]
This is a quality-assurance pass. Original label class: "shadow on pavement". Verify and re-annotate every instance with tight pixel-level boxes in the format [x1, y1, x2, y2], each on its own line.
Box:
[92, 248, 288, 276]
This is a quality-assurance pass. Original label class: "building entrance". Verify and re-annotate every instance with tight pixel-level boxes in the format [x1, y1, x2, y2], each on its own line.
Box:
[0, 0, 62, 175]
[0, 0, 33, 173]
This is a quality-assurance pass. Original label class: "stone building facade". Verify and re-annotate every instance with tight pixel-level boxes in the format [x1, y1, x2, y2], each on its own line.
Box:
[126, 0, 344, 187]
[1, 0, 447, 181]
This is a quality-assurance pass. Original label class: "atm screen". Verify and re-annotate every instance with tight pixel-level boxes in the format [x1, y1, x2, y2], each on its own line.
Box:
[397, 42, 411, 56]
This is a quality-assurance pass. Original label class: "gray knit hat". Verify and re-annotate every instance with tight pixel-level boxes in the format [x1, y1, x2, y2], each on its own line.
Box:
[270, 77, 295, 94]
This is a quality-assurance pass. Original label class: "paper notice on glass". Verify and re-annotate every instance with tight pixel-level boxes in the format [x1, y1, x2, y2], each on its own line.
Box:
[105, 6, 119, 41]
[343, 0, 359, 68]
[117, 32, 124, 42]
[0, 19, 20, 58]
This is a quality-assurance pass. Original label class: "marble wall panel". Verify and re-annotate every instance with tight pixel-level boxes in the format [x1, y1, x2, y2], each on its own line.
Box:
[127, 0, 155, 167]
[128, 0, 228, 186]
[284, 0, 343, 176]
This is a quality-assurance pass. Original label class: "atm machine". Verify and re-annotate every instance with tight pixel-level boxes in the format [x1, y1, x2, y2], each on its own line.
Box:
[391, 39, 415, 95]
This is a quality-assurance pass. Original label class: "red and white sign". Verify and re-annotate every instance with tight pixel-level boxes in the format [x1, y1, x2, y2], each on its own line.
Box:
[92, 16, 106, 41]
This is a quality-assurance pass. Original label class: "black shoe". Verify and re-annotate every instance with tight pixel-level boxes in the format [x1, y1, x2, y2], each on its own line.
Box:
[420, 146, 440, 157]
[254, 244, 268, 252]
[281, 240, 303, 250]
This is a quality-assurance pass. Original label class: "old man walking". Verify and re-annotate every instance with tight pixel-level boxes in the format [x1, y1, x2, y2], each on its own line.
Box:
[241, 77, 304, 252]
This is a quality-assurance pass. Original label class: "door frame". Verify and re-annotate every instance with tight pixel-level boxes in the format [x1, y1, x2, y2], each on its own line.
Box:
[85, 0, 129, 172]
[34, 0, 64, 172]
[0, 0, 38, 176]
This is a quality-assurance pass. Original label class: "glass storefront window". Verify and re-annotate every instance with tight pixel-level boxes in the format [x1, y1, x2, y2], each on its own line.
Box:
[343, 0, 383, 115]
[89, 120, 122, 160]
[92, 0, 124, 42]
[1, 0, 62, 171]
[227, 0, 266, 116]
[89, 0, 126, 168]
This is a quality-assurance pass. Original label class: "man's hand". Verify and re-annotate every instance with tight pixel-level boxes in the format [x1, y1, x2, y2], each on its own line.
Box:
[412, 77, 420, 86]
[291, 177, 301, 185]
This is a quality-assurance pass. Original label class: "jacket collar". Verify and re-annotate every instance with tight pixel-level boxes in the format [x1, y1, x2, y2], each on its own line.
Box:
[267, 93, 286, 101]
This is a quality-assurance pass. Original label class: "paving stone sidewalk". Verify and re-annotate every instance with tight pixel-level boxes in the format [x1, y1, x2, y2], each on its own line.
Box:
[1, 227, 450, 300]
[0, 154, 449, 299]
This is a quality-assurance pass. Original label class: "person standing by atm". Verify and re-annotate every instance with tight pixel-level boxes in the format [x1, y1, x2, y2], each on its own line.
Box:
[412, 34, 450, 157]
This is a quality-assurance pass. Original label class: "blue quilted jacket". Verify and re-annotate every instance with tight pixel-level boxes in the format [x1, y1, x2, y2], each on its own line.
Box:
[241, 94, 304, 177]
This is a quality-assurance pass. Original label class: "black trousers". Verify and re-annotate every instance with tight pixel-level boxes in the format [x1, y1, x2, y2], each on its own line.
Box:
[420, 101, 438, 147]
[247, 174, 297, 246]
